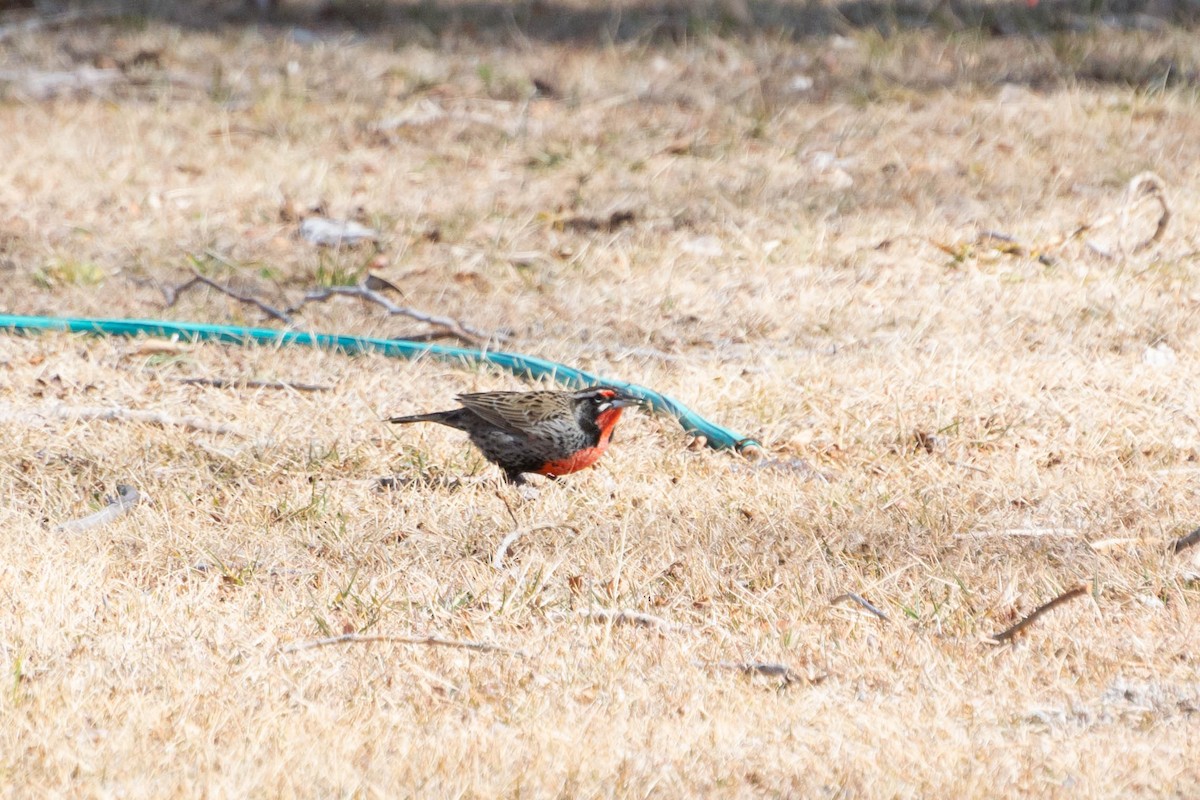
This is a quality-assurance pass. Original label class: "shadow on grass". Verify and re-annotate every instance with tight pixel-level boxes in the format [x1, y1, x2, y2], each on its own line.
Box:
[67, 0, 1200, 42]
[13, 0, 1200, 90]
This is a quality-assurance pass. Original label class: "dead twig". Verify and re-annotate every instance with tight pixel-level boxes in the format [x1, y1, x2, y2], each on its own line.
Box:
[162, 266, 502, 345]
[55, 484, 142, 534]
[1129, 172, 1172, 250]
[554, 209, 637, 233]
[1172, 525, 1200, 554]
[1046, 172, 1169, 258]
[0, 403, 247, 437]
[278, 633, 526, 657]
[830, 592, 889, 621]
[497, 515, 525, 547]
[165, 268, 292, 323]
[385, 330, 472, 343]
[988, 584, 1090, 644]
[944, 458, 990, 476]
[1100, 170, 1171, 255]
[697, 660, 805, 685]
[921, 171, 1171, 265]
[174, 377, 331, 393]
[959, 527, 1079, 539]
[496, 489, 521, 527]
[287, 282, 501, 344]
[493, 523, 580, 569]
[566, 608, 692, 633]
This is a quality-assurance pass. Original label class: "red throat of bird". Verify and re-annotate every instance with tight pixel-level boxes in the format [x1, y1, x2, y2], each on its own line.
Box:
[594, 406, 625, 442]
[533, 407, 625, 478]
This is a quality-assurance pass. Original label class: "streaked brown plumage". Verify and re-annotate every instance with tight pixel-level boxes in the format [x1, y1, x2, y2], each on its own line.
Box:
[387, 386, 644, 484]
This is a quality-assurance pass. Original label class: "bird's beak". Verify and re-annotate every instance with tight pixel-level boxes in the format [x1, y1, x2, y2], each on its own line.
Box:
[610, 395, 648, 410]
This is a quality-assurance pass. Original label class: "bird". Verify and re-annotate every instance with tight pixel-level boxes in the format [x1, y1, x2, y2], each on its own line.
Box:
[387, 386, 645, 485]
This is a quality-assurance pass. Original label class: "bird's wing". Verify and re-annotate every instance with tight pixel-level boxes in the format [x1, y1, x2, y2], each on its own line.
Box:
[455, 391, 562, 435]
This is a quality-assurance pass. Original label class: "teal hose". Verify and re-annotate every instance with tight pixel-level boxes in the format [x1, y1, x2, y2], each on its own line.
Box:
[0, 315, 760, 453]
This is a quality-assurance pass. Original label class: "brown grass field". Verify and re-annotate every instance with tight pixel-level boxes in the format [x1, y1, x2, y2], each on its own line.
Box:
[2, 1, 1200, 796]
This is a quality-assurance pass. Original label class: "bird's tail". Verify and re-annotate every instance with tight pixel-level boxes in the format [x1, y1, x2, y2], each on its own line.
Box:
[386, 409, 460, 426]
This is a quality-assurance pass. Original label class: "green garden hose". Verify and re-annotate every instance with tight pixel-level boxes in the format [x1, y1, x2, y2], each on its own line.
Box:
[0, 315, 760, 453]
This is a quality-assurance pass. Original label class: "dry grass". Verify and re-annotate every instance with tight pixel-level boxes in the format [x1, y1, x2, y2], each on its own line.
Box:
[2, 2, 1200, 796]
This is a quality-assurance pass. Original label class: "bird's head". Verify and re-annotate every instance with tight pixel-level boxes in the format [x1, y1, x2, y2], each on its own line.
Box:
[572, 386, 646, 436]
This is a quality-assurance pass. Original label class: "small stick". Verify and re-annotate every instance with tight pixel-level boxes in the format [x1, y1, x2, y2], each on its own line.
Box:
[975, 230, 1030, 256]
[830, 592, 889, 621]
[945, 458, 989, 476]
[165, 269, 292, 324]
[0, 403, 246, 436]
[385, 330, 469, 343]
[699, 660, 803, 684]
[174, 377, 331, 392]
[496, 489, 521, 528]
[288, 283, 502, 343]
[55, 484, 142, 533]
[164, 269, 505, 344]
[493, 523, 579, 568]
[934, 172, 1170, 264]
[1063, 172, 1170, 256]
[1172, 525, 1200, 554]
[988, 584, 1089, 644]
[1120, 171, 1171, 253]
[567, 608, 692, 632]
[958, 527, 1078, 538]
[278, 633, 526, 657]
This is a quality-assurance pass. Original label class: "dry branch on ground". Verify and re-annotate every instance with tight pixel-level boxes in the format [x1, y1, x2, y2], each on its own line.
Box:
[54, 483, 143, 533]
[278, 633, 527, 657]
[163, 268, 501, 344]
